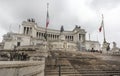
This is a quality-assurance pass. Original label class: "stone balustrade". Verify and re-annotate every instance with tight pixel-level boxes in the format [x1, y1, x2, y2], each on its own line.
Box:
[0, 61, 45, 76]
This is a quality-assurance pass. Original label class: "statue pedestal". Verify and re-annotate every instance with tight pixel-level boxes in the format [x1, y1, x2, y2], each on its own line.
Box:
[102, 42, 109, 53]
[59, 34, 65, 41]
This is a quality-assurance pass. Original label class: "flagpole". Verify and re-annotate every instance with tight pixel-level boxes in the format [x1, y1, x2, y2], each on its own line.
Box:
[45, 3, 49, 41]
[102, 14, 106, 43]
[46, 3, 49, 28]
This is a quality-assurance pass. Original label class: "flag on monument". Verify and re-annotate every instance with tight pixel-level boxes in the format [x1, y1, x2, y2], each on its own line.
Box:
[46, 4, 49, 28]
[99, 25, 102, 32]
[99, 17, 104, 32]
[44, 3, 49, 40]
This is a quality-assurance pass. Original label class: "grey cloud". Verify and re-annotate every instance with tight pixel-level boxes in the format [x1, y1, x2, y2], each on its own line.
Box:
[89, 0, 120, 10]
[0, 0, 120, 47]
[0, 0, 79, 31]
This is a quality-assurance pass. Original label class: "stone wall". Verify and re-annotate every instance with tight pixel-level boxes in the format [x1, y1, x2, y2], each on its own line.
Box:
[85, 41, 100, 51]
[0, 61, 45, 76]
[50, 41, 77, 51]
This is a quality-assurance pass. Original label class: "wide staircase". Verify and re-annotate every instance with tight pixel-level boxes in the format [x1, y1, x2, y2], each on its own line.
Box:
[45, 51, 120, 76]
[45, 51, 79, 76]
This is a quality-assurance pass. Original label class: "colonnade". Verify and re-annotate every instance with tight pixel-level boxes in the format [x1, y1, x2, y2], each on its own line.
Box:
[36, 32, 59, 40]
[36, 32, 85, 42]
[65, 36, 74, 41]
[23, 27, 32, 35]
[23, 26, 85, 42]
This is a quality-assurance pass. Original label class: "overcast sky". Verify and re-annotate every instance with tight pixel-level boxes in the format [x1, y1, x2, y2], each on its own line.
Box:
[0, 0, 120, 47]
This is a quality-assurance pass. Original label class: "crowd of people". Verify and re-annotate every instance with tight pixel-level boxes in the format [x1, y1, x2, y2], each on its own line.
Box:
[0, 52, 29, 61]
[9, 52, 29, 61]
[86, 48, 102, 53]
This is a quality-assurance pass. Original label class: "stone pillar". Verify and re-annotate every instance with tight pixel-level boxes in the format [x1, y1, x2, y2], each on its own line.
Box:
[25, 27, 27, 35]
[81, 35, 83, 42]
[83, 35, 85, 42]
[40, 33, 41, 39]
[28, 27, 32, 35]
[53, 34, 55, 40]
[55, 35, 56, 40]
[23, 27, 26, 34]
[26, 27, 29, 35]
[28, 27, 30, 35]
[23, 27, 24, 34]
[38, 32, 39, 38]
[30, 27, 32, 35]
[70, 36, 71, 40]
[52, 34, 53, 40]
[51, 34, 52, 40]
[68, 36, 70, 41]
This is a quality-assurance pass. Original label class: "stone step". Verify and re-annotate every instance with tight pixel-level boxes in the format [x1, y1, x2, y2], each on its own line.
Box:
[45, 72, 120, 75]
[45, 68, 77, 72]
[46, 70, 120, 72]
[46, 67, 120, 71]
[46, 69, 120, 72]
[45, 72, 120, 76]
[45, 70, 120, 76]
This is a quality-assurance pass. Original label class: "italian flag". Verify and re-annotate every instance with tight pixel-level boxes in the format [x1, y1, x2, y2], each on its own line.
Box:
[46, 3, 49, 28]
[99, 19, 104, 32]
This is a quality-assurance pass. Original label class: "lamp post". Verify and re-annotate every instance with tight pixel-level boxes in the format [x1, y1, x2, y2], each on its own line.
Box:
[58, 65, 61, 76]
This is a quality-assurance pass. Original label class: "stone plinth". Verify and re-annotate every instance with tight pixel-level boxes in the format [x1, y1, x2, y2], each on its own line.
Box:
[102, 42, 110, 53]
[0, 61, 45, 76]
